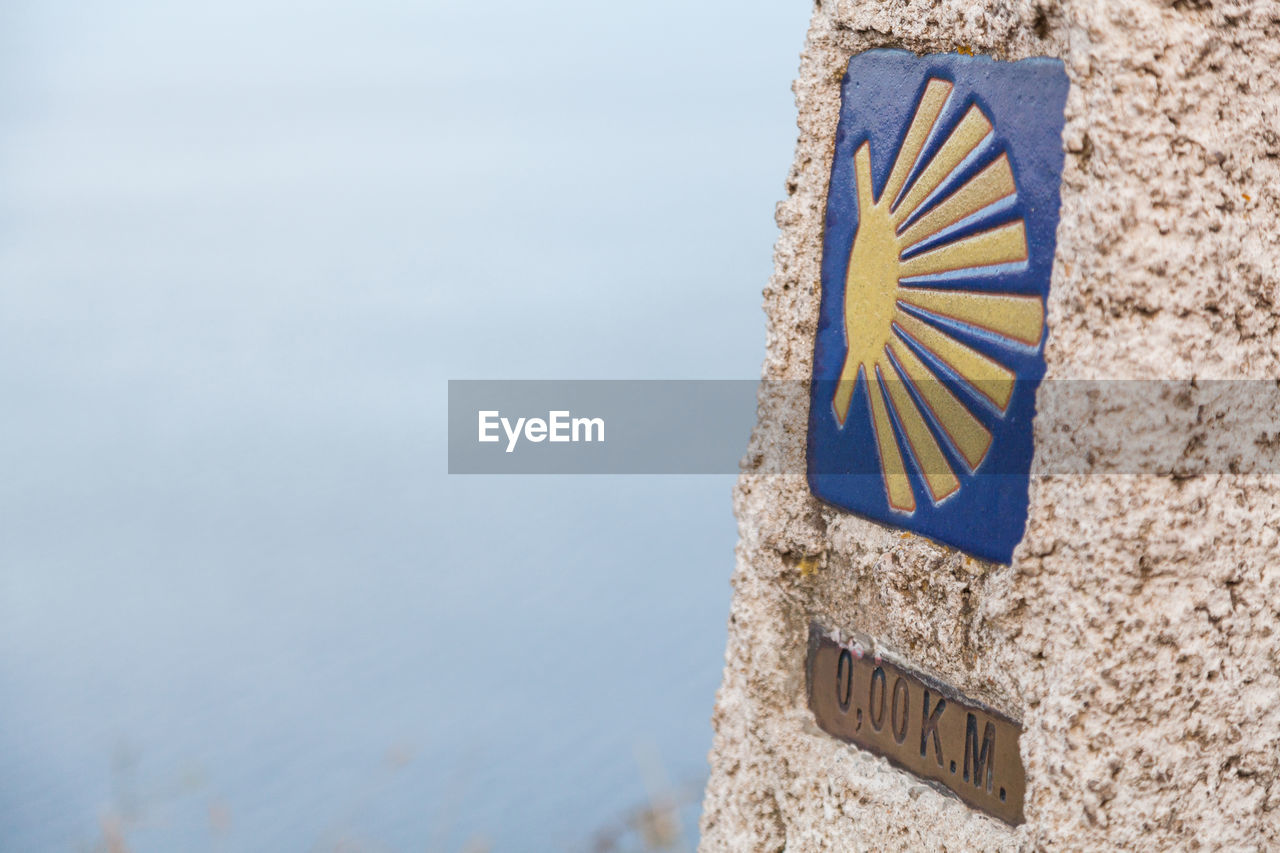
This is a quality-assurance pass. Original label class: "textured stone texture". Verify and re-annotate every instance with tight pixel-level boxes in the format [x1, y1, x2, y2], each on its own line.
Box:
[700, 1, 1280, 850]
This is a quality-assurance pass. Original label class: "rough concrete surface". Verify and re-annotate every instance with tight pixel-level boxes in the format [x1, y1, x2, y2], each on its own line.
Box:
[700, 1, 1280, 850]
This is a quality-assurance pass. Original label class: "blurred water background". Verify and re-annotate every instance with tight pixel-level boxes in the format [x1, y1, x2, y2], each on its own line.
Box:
[0, 2, 808, 850]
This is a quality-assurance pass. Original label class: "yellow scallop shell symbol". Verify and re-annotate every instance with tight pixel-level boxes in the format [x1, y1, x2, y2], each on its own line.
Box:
[833, 78, 1045, 514]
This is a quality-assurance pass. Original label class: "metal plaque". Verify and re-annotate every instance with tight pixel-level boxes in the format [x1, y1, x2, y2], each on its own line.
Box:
[806, 623, 1026, 825]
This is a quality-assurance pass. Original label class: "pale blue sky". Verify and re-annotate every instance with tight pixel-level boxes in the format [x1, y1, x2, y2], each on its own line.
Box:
[0, 2, 810, 849]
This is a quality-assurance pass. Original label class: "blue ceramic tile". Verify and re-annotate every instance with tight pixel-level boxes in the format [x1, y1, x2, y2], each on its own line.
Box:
[807, 50, 1069, 564]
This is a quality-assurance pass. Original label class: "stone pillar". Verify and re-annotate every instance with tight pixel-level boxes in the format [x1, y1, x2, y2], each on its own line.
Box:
[701, 1, 1280, 849]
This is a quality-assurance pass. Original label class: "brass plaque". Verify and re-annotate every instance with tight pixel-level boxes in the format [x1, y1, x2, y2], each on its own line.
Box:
[806, 623, 1026, 825]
